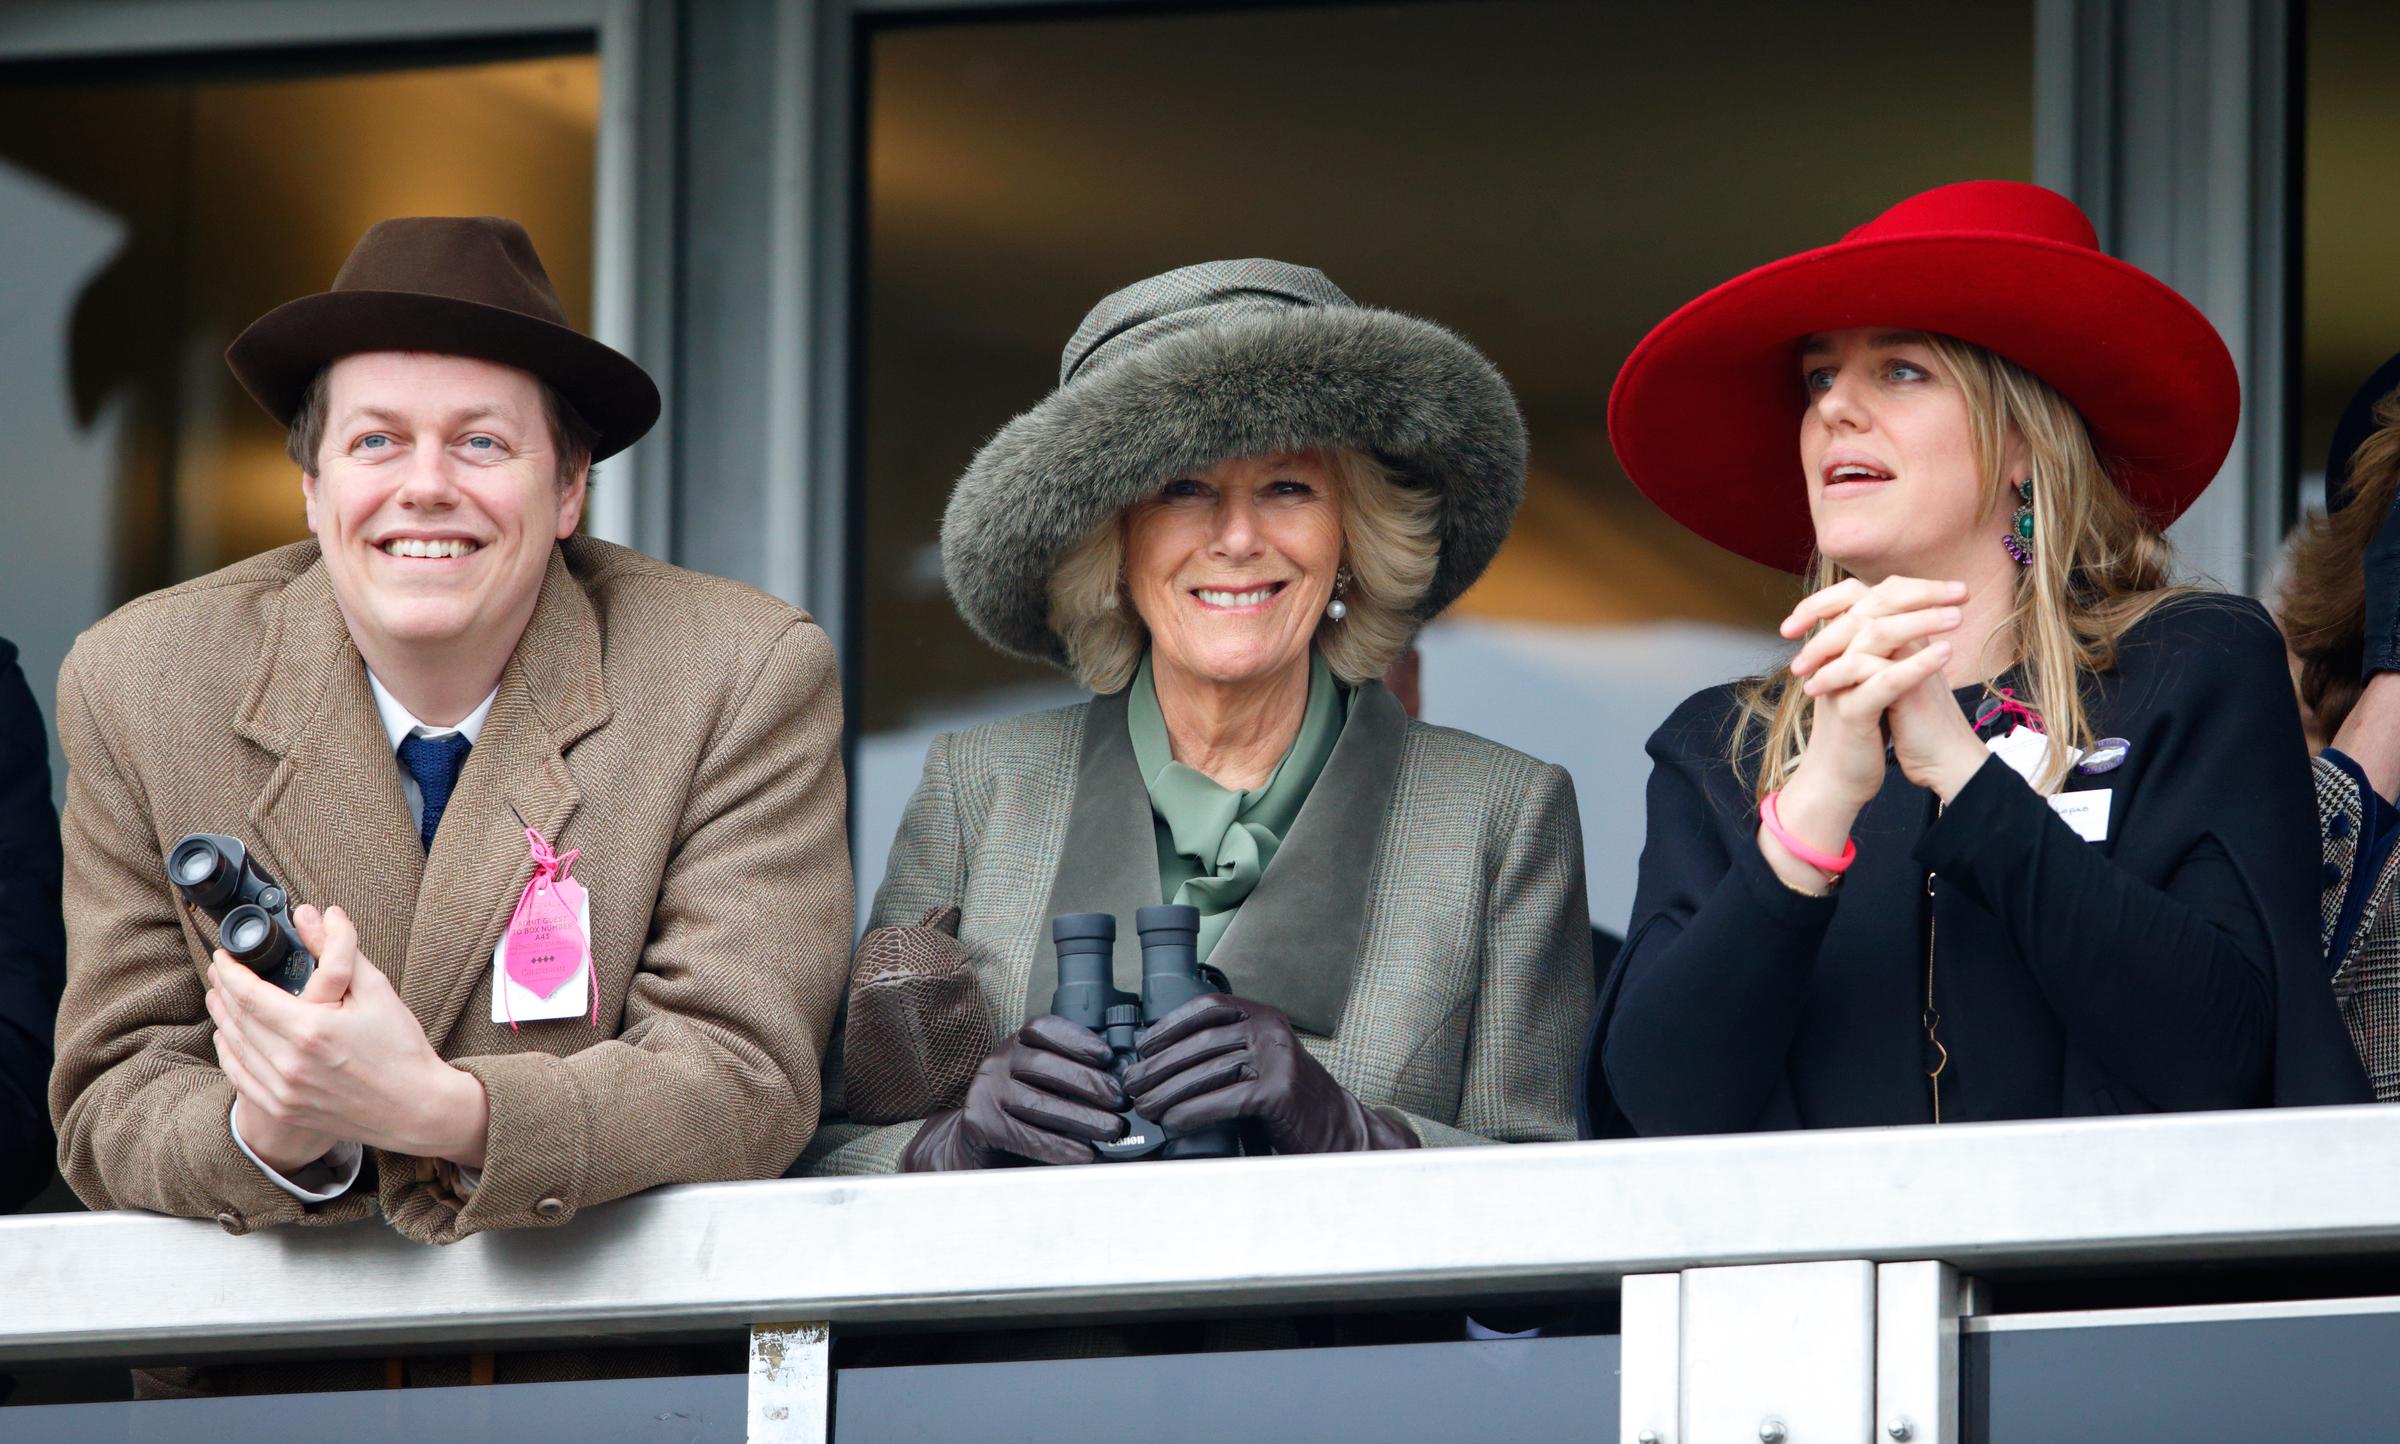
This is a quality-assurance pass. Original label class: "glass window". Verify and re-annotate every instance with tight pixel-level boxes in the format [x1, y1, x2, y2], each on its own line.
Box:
[2299, 1, 2400, 508]
[0, 51, 598, 795]
[852, 0, 2032, 932]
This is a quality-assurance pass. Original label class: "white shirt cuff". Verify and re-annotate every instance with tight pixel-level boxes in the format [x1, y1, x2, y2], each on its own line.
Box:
[229, 1103, 363, 1203]
[455, 1164, 482, 1194]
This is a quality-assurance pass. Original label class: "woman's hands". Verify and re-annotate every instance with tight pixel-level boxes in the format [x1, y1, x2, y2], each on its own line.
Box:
[1767, 577, 1993, 890]
[898, 1015, 1129, 1170]
[1121, 994, 1417, 1153]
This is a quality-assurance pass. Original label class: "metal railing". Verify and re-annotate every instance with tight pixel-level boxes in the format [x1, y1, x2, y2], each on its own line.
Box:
[8, 1104, 2400, 1440]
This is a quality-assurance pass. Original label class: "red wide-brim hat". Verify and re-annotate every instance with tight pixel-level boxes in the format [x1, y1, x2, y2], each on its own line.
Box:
[1607, 181, 2239, 573]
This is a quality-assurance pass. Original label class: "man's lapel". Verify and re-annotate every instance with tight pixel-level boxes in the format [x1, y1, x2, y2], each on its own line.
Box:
[239, 552, 425, 981]
[403, 547, 613, 1044]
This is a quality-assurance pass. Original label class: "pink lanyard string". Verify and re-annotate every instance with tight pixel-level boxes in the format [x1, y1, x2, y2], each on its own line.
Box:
[1976, 685, 2045, 735]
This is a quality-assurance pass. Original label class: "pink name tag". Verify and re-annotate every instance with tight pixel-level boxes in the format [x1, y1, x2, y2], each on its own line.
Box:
[505, 875, 587, 997]
[492, 828, 595, 1028]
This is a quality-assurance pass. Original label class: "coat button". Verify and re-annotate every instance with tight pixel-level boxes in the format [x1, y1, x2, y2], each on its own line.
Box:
[215, 1209, 245, 1234]
[2332, 812, 2355, 840]
[534, 1195, 567, 1219]
[2324, 861, 2346, 890]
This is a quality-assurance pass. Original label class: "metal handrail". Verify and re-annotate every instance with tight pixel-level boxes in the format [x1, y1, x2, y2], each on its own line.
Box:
[6, 1103, 2400, 1365]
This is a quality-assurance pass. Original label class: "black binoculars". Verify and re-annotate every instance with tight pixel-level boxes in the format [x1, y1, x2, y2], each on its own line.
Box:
[166, 834, 315, 995]
[1048, 904, 1242, 1162]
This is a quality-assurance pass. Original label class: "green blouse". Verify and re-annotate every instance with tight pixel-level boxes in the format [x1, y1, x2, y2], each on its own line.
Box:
[1127, 649, 1349, 965]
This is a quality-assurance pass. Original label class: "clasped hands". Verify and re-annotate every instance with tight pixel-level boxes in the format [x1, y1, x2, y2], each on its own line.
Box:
[1764, 575, 1996, 889]
[901, 992, 1414, 1170]
[206, 903, 489, 1177]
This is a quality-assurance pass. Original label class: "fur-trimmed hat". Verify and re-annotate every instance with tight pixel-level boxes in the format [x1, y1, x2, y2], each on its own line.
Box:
[940, 259, 1527, 669]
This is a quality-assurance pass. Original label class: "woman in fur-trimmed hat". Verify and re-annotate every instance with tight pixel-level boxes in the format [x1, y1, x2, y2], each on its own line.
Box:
[804, 259, 1593, 1175]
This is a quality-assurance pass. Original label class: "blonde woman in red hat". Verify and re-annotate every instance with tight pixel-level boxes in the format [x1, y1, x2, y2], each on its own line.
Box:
[1585, 181, 2369, 1139]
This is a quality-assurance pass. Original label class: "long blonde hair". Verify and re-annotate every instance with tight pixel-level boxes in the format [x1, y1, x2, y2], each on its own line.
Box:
[1729, 333, 2198, 797]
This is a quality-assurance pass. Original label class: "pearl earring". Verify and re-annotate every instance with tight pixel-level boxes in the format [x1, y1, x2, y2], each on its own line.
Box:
[1326, 567, 1351, 623]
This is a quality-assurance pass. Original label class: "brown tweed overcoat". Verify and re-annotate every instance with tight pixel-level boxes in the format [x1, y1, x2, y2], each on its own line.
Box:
[50, 535, 852, 1245]
[805, 682, 1594, 1174]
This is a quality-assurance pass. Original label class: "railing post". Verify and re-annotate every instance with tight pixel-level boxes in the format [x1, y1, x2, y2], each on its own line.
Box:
[748, 1321, 832, 1443]
[1876, 1262, 1966, 1443]
[1620, 1272, 1682, 1443]
[1624, 1261, 1879, 1443]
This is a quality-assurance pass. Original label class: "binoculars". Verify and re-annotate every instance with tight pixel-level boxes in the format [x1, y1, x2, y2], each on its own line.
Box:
[1048, 904, 1242, 1163]
[166, 834, 315, 995]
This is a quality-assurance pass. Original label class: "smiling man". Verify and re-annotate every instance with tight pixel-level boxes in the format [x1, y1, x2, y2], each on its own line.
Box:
[48, 219, 852, 1281]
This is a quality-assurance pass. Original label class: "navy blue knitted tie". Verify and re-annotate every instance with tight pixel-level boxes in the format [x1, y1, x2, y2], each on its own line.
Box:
[396, 732, 473, 851]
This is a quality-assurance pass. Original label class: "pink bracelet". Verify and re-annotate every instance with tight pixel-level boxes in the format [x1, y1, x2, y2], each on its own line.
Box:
[1760, 790, 1857, 876]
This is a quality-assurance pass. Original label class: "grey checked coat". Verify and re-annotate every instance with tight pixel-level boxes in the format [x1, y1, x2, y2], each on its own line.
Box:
[2316, 753, 2400, 1098]
[803, 682, 1594, 1174]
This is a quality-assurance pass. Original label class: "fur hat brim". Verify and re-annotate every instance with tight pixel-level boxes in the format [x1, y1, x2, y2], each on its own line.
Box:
[941, 305, 1527, 669]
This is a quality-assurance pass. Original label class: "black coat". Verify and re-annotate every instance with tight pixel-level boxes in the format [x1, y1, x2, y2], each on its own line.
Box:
[0, 636, 63, 1209]
[1586, 595, 2370, 1137]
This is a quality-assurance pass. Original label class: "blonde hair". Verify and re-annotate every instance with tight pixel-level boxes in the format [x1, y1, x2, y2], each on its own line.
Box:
[1047, 447, 1442, 694]
[2278, 391, 2400, 738]
[1730, 333, 2197, 797]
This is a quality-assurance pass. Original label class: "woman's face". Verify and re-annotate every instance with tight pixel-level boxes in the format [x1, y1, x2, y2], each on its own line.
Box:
[1797, 329, 2018, 581]
[1123, 451, 1345, 690]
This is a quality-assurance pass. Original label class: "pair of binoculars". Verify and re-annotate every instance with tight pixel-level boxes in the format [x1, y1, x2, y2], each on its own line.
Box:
[1048, 904, 1241, 1162]
[167, 834, 315, 995]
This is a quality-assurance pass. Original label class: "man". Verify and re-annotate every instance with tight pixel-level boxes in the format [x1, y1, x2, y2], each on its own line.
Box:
[50, 217, 851, 1252]
[0, 634, 64, 1214]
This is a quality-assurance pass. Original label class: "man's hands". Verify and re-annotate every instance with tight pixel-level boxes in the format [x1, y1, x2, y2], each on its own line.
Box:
[208, 903, 490, 1176]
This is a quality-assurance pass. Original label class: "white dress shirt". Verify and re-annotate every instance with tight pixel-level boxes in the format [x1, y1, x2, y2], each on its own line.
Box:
[230, 669, 499, 1203]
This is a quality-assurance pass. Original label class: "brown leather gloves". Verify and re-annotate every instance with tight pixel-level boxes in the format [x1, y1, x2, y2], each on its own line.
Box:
[900, 1015, 1129, 1170]
[1123, 994, 1419, 1154]
[900, 991, 1418, 1170]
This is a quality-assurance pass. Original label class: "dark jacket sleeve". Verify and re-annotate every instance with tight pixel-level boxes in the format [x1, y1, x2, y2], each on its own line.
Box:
[1588, 692, 1838, 1136]
[0, 638, 65, 1211]
[1917, 597, 2365, 1110]
[1917, 754, 2268, 1109]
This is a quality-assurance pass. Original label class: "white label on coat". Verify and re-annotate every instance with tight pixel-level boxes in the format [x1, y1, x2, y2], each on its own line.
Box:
[1986, 726, 2084, 795]
[491, 890, 594, 1023]
[2048, 789, 2112, 842]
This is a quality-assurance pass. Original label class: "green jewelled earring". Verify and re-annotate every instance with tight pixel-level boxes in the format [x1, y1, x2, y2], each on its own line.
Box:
[2004, 473, 2035, 565]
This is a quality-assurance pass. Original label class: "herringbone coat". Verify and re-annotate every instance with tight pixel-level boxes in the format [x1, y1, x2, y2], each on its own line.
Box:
[804, 681, 1593, 1174]
[50, 535, 852, 1246]
[2316, 752, 2400, 1098]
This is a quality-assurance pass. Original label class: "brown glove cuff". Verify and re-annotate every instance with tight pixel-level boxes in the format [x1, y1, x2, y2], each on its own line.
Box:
[898, 1107, 987, 1172]
[843, 906, 990, 1125]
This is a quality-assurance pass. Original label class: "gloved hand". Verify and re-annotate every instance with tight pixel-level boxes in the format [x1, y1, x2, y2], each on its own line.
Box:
[1121, 994, 1419, 1154]
[899, 1015, 1128, 1170]
[2364, 487, 2400, 680]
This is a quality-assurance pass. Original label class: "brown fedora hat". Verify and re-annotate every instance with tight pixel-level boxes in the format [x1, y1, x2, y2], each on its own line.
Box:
[226, 216, 659, 462]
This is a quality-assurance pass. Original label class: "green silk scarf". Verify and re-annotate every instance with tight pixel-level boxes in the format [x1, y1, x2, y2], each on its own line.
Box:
[1127, 648, 1348, 965]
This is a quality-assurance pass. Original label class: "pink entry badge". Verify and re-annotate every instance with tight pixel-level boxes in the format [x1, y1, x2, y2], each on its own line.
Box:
[492, 827, 596, 1027]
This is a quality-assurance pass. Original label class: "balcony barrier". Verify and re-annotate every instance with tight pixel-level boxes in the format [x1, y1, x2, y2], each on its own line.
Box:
[7, 1103, 2400, 1440]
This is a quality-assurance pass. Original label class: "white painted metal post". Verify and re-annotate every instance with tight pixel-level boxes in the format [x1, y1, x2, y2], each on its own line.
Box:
[748, 1321, 832, 1444]
[1876, 1262, 1965, 1444]
[1680, 1261, 1878, 1443]
[1621, 1271, 1683, 1443]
